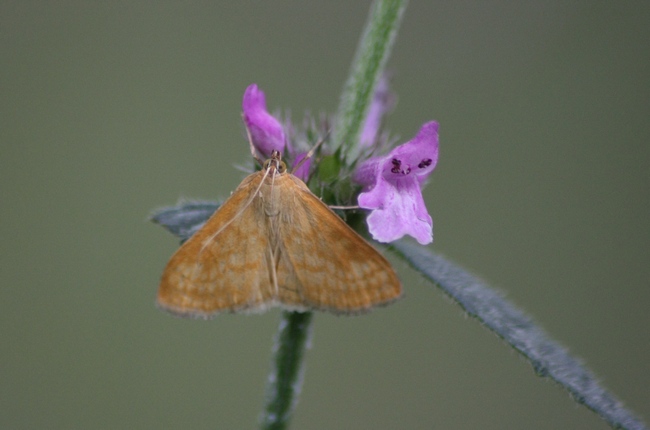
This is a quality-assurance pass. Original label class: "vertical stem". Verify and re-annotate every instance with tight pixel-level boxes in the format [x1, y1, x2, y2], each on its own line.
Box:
[259, 311, 313, 430]
[258, 2, 408, 429]
[332, 0, 407, 163]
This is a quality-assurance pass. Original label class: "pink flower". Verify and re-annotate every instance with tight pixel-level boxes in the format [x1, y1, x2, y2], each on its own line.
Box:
[359, 75, 395, 148]
[291, 152, 311, 182]
[354, 121, 439, 245]
[242, 84, 286, 158]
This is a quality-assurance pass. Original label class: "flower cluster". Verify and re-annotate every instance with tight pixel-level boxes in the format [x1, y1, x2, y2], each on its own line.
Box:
[241, 83, 439, 245]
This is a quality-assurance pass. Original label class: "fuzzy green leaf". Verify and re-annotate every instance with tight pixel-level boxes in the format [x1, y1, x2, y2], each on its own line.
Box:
[390, 239, 647, 430]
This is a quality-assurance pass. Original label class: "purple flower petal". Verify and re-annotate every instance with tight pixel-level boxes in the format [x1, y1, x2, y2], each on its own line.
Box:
[360, 178, 433, 244]
[291, 152, 311, 182]
[384, 121, 438, 182]
[355, 121, 439, 244]
[242, 84, 286, 158]
[352, 157, 381, 188]
[359, 75, 395, 148]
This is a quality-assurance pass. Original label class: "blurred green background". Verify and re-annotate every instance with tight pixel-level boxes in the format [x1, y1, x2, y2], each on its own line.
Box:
[1, 1, 648, 429]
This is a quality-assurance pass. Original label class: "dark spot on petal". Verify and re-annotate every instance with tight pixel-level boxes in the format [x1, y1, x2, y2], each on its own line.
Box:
[390, 158, 412, 175]
[391, 158, 401, 174]
[418, 159, 432, 169]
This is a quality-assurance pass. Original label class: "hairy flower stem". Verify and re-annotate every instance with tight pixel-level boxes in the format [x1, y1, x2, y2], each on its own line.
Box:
[333, 0, 407, 163]
[260, 311, 313, 430]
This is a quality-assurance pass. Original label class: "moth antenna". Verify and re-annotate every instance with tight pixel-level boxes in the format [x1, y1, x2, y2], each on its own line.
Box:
[291, 130, 330, 174]
[197, 166, 273, 256]
[328, 205, 359, 210]
[266, 151, 284, 264]
[243, 113, 264, 166]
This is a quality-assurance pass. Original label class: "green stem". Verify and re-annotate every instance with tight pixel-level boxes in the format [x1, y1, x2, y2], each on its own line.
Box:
[259, 2, 408, 428]
[259, 311, 313, 430]
[332, 0, 407, 163]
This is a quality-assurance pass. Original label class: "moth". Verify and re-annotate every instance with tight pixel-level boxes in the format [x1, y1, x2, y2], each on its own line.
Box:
[158, 150, 402, 317]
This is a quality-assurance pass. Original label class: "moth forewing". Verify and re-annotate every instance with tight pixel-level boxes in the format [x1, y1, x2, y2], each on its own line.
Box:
[275, 176, 402, 313]
[157, 171, 273, 318]
[157, 154, 402, 318]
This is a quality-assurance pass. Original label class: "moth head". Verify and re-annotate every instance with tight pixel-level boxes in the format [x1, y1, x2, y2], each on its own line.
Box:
[263, 150, 287, 174]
